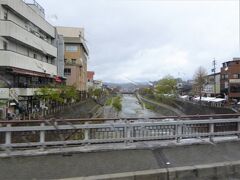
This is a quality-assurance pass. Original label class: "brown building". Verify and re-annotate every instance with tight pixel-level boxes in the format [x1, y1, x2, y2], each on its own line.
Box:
[56, 27, 89, 98]
[220, 58, 240, 100]
[87, 71, 95, 82]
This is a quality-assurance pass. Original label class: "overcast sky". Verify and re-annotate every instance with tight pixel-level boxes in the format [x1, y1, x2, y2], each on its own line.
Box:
[37, 0, 239, 83]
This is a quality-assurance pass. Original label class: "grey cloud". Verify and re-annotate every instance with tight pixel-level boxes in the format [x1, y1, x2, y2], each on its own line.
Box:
[38, 0, 238, 82]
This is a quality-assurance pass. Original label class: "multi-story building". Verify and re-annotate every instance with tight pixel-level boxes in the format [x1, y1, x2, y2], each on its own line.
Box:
[87, 71, 95, 88]
[0, 0, 63, 118]
[56, 26, 89, 99]
[220, 58, 240, 101]
[203, 73, 221, 97]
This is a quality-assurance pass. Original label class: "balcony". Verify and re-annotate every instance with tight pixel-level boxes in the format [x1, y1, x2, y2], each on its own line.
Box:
[1, 0, 55, 38]
[0, 20, 57, 57]
[0, 50, 57, 75]
[17, 88, 38, 96]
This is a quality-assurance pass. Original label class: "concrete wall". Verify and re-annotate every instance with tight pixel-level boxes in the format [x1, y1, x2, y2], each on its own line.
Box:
[174, 99, 235, 115]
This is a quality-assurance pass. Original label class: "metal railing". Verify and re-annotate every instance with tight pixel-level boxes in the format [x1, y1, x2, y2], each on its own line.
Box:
[23, 0, 45, 14]
[0, 115, 240, 148]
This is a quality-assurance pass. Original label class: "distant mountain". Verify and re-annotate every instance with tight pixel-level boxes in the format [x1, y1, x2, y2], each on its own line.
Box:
[104, 82, 150, 91]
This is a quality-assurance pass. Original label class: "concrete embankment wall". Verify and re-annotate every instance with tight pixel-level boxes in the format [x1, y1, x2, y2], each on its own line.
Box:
[174, 99, 235, 115]
[49, 98, 104, 119]
[140, 94, 235, 115]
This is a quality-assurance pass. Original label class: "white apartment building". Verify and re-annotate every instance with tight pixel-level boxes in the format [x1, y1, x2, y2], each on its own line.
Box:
[0, 0, 59, 118]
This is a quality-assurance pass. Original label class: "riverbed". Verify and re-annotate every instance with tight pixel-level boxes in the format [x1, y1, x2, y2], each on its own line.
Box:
[119, 94, 161, 118]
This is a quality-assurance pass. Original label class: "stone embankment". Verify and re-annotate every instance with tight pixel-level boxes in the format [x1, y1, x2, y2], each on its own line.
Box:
[49, 98, 105, 119]
[139, 93, 236, 116]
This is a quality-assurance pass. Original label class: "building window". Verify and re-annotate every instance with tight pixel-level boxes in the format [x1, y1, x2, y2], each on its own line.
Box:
[46, 56, 49, 63]
[64, 68, 71, 76]
[3, 12, 8, 20]
[71, 59, 76, 64]
[230, 85, 240, 93]
[66, 45, 78, 52]
[3, 41, 7, 50]
[51, 59, 55, 65]
[221, 74, 228, 80]
[233, 74, 238, 79]
[34, 54, 37, 59]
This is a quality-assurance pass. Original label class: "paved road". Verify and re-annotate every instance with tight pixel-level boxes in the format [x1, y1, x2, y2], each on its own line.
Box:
[1, 140, 240, 179]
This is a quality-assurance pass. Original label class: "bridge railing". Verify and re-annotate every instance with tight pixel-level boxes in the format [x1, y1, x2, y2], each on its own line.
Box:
[0, 117, 240, 148]
[0, 113, 239, 125]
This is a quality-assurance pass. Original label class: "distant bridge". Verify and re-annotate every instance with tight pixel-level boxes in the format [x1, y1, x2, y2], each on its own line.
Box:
[121, 92, 135, 94]
[0, 114, 239, 148]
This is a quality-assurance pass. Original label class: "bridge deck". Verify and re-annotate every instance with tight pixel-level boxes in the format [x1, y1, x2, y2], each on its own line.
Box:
[0, 139, 240, 179]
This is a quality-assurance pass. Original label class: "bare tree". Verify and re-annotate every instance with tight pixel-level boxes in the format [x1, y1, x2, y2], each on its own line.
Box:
[193, 66, 207, 104]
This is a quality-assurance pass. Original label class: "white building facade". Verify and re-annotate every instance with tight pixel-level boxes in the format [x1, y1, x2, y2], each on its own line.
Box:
[0, 0, 59, 119]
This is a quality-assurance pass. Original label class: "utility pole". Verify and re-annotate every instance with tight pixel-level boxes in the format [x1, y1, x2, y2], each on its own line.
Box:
[212, 59, 216, 97]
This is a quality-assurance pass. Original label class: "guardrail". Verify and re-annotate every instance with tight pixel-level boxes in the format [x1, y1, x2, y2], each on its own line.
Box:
[0, 116, 240, 148]
[0, 114, 239, 125]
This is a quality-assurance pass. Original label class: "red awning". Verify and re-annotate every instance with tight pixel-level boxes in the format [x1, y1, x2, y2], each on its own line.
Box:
[55, 76, 62, 83]
[10, 67, 51, 78]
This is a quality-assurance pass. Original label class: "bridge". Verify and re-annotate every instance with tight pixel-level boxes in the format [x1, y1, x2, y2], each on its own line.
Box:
[1, 114, 240, 179]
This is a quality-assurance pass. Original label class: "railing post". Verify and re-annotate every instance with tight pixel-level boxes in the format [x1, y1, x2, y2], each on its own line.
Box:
[238, 117, 240, 138]
[40, 123, 45, 147]
[176, 123, 182, 143]
[84, 122, 89, 143]
[209, 123, 214, 142]
[5, 124, 12, 146]
[125, 120, 132, 144]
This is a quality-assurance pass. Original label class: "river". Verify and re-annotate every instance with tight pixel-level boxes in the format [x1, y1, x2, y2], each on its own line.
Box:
[119, 94, 161, 118]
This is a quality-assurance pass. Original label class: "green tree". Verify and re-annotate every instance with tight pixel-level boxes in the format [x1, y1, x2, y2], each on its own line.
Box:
[60, 85, 79, 103]
[155, 75, 177, 95]
[193, 66, 207, 103]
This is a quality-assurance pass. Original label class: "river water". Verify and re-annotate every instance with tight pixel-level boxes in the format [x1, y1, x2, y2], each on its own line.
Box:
[119, 94, 161, 118]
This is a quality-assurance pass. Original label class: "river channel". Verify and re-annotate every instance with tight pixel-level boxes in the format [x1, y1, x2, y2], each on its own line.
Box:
[119, 94, 161, 118]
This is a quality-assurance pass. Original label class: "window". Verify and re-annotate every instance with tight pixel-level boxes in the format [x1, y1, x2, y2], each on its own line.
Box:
[233, 74, 238, 79]
[230, 85, 240, 93]
[71, 59, 76, 64]
[221, 74, 228, 80]
[66, 45, 78, 52]
[46, 56, 49, 63]
[3, 12, 8, 20]
[64, 68, 71, 76]
[51, 59, 55, 65]
[33, 54, 37, 59]
[3, 41, 7, 50]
